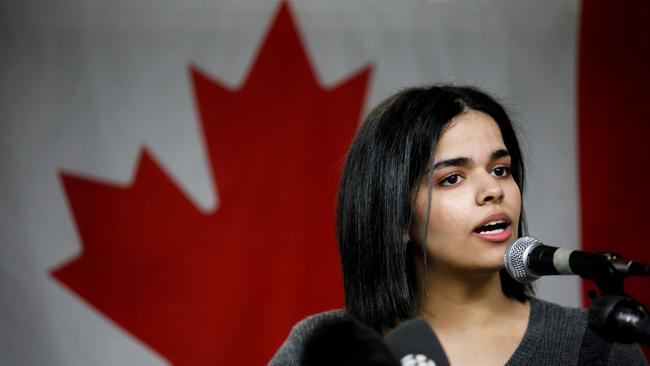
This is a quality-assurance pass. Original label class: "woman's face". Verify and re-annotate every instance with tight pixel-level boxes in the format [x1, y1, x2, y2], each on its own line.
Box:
[410, 110, 521, 274]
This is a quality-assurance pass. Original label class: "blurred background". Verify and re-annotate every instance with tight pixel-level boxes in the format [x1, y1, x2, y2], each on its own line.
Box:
[1, 0, 648, 364]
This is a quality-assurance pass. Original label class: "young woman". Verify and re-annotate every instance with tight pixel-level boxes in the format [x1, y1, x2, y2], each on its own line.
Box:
[270, 85, 647, 365]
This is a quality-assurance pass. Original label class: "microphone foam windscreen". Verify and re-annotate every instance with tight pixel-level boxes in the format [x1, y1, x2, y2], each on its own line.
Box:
[300, 315, 399, 366]
[384, 319, 449, 366]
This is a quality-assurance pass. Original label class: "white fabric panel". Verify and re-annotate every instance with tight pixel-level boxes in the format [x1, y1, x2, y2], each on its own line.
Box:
[0, 0, 579, 364]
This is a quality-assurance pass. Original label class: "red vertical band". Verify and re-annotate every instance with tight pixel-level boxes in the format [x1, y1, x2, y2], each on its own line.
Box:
[578, 0, 650, 357]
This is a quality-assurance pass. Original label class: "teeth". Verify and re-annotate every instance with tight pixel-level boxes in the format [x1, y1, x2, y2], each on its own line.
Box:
[485, 220, 506, 226]
[479, 228, 505, 234]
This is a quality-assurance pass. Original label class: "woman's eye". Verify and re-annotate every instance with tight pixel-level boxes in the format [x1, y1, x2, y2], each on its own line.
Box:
[440, 173, 463, 186]
[491, 166, 511, 177]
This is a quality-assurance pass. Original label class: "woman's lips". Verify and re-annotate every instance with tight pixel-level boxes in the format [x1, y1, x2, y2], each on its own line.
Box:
[472, 212, 512, 243]
[473, 224, 512, 242]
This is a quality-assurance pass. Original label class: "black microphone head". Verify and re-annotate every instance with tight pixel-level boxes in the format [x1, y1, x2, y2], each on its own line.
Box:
[300, 315, 399, 366]
[504, 236, 543, 283]
[384, 319, 449, 366]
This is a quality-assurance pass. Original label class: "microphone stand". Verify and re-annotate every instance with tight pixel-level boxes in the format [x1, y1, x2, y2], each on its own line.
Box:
[583, 253, 650, 346]
[577, 253, 649, 366]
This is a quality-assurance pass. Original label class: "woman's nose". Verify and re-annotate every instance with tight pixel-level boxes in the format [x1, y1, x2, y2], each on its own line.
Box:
[476, 176, 504, 205]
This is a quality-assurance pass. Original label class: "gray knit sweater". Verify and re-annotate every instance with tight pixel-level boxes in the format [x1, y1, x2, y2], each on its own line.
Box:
[269, 298, 647, 365]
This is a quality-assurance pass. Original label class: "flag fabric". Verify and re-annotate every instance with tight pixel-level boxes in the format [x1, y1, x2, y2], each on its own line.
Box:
[578, 0, 649, 358]
[1, 0, 647, 364]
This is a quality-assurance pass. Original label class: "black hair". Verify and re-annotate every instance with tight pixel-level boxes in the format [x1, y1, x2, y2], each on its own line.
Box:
[336, 85, 532, 332]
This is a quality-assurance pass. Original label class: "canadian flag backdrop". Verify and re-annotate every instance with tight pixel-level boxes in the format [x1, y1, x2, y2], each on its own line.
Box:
[1, 0, 648, 364]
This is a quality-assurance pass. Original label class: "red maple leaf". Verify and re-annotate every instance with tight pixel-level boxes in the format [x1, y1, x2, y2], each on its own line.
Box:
[51, 3, 371, 365]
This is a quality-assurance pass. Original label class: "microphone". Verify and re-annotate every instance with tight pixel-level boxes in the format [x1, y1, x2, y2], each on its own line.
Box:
[384, 319, 449, 366]
[300, 315, 399, 366]
[504, 236, 650, 283]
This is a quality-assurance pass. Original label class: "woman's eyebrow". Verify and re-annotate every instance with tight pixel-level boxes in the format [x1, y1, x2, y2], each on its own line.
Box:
[491, 149, 510, 161]
[433, 157, 470, 170]
[433, 149, 510, 170]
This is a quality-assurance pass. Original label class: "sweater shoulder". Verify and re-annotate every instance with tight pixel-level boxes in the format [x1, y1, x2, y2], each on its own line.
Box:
[508, 298, 588, 365]
[532, 297, 587, 327]
[518, 298, 647, 365]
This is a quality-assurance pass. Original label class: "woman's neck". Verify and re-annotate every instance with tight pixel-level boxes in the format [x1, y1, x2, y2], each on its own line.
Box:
[416, 266, 531, 366]
[418, 265, 517, 329]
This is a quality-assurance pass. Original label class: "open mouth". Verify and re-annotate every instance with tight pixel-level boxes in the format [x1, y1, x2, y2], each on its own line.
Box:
[473, 219, 509, 234]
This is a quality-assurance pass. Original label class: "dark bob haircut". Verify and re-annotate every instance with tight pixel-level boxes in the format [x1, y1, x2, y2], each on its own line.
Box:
[336, 85, 533, 332]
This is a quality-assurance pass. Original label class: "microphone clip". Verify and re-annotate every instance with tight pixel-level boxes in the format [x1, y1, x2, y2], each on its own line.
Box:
[587, 294, 650, 345]
[585, 266, 650, 346]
